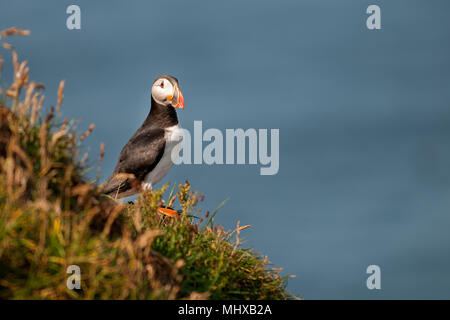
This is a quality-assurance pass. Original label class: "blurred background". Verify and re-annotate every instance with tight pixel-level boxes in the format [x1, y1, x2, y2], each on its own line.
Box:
[1, 0, 450, 299]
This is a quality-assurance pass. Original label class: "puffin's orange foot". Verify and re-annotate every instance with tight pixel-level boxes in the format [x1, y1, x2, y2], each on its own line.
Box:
[157, 206, 179, 218]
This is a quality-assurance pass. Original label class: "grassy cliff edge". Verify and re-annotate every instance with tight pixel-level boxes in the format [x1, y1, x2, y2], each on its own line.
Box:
[0, 28, 292, 300]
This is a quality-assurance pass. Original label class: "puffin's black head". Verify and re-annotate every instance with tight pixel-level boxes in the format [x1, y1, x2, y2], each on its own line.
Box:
[151, 75, 184, 109]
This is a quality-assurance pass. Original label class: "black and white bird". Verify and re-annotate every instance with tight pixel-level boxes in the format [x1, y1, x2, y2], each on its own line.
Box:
[103, 75, 184, 199]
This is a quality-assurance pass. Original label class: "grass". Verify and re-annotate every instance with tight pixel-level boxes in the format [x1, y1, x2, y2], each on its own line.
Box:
[0, 27, 292, 300]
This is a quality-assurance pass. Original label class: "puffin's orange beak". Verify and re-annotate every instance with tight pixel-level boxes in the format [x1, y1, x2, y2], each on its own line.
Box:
[174, 88, 184, 109]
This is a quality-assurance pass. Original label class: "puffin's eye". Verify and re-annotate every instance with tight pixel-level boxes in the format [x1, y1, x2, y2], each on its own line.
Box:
[160, 81, 164, 88]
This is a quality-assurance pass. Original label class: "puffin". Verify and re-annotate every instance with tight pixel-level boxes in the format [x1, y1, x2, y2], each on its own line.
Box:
[102, 75, 184, 202]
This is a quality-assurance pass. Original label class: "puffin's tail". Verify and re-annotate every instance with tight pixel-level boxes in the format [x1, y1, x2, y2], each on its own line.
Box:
[102, 173, 134, 198]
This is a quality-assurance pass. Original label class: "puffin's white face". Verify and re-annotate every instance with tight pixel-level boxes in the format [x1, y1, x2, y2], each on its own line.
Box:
[151, 78, 174, 106]
[151, 76, 185, 109]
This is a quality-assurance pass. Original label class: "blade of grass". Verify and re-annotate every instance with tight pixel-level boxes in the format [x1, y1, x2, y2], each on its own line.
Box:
[165, 182, 176, 208]
[207, 197, 229, 228]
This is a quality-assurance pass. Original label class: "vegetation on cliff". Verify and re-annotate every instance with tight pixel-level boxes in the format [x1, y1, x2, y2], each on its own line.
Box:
[0, 28, 291, 300]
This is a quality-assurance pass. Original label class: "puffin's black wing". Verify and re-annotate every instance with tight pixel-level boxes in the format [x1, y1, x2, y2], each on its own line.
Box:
[103, 128, 166, 197]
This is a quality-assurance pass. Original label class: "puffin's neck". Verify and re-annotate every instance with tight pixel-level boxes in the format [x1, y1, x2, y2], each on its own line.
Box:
[143, 97, 179, 129]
